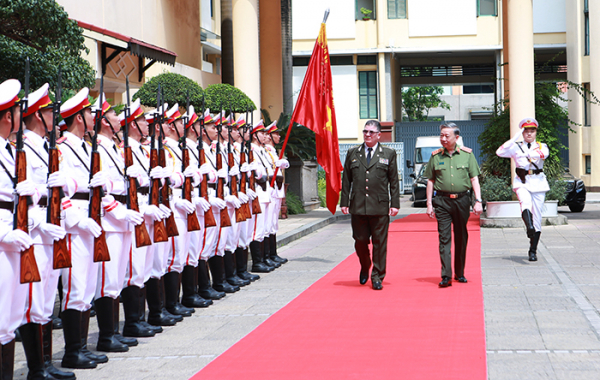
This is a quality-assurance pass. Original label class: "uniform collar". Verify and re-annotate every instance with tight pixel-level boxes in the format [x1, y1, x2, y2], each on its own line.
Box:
[363, 142, 378, 152]
[443, 144, 461, 156]
[24, 128, 46, 146]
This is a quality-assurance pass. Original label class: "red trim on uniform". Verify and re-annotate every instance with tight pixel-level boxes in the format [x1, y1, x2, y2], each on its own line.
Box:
[64, 234, 72, 310]
[104, 200, 119, 212]
[214, 226, 222, 256]
[167, 237, 175, 272]
[60, 99, 91, 119]
[24, 94, 52, 117]
[62, 200, 72, 210]
[253, 214, 258, 241]
[0, 95, 19, 112]
[127, 245, 133, 287]
[100, 262, 106, 298]
[25, 283, 33, 323]
[201, 228, 207, 256]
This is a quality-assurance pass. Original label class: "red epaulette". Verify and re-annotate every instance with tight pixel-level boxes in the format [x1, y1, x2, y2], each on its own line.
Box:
[118, 141, 124, 149]
[431, 148, 443, 156]
[9, 140, 17, 147]
[460, 146, 472, 153]
[57, 136, 67, 144]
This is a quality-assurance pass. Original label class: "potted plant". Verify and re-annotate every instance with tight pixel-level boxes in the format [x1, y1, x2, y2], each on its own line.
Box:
[360, 7, 373, 20]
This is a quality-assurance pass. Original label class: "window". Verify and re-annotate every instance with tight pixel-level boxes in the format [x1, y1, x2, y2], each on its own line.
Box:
[388, 0, 406, 19]
[293, 57, 310, 66]
[478, 0, 497, 16]
[330, 56, 354, 65]
[585, 0, 590, 55]
[585, 155, 591, 174]
[584, 83, 591, 126]
[357, 55, 377, 65]
[359, 71, 378, 119]
[463, 84, 494, 94]
[356, 0, 376, 20]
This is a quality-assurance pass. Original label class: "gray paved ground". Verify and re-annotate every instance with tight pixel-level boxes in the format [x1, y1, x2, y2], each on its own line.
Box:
[12, 194, 600, 379]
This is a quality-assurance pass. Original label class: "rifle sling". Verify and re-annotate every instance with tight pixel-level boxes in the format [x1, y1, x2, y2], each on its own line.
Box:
[23, 142, 48, 167]
[98, 144, 124, 176]
[61, 141, 90, 172]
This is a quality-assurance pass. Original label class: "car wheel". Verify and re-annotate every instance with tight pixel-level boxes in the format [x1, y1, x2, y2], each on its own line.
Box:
[568, 203, 585, 212]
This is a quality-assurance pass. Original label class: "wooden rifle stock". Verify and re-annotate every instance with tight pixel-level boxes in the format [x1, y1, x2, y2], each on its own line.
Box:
[247, 149, 262, 215]
[199, 148, 217, 227]
[48, 147, 70, 269]
[182, 149, 201, 231]
[89, 151, 110, 262]
[238, 147, 252, 219]
[159, 148, 179, 237]
[216, 153, 232, 227]
[124, 146, 152, 247]
[15, 149, 41, 283]
[149, 148, 168, 242]
[228, 151, 245, 223]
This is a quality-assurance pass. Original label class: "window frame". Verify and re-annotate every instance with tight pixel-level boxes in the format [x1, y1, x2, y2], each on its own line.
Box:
[477, 0, 497, 17]
[387, 0, 407, 19]
[585, 0, 590, 56]
[358, 71, 378, 120]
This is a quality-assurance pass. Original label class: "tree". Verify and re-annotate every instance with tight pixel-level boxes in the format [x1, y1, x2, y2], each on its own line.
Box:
[133, 72, 204, 110]
[401, 86, 451, 121]
[0, 0, 95, 90]
[204, 83, 256, 113]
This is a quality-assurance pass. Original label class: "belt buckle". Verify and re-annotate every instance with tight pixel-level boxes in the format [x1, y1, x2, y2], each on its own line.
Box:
[528, 169, 533, 175]
[450, 194, 458, 199]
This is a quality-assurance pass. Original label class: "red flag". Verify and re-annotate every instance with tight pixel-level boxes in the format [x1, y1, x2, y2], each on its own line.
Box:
[289, 23, 343, 214]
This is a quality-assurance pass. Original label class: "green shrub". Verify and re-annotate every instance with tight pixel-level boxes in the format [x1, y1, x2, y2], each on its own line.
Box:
[480, 176, 513, 202]
[286, 190, 305, 215]
[134, 72, 204, 110]
[546, 177, 567, 203]
[204, 83, 255, 113]
[318, 177, 326, 208]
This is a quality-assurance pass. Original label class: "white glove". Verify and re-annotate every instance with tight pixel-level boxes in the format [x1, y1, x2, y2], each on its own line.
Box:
[217, 168, 228, 179]
[225, 195, 241, 209]
[509, 128, 524, 143]
[184, 165, 201, 186]
[173, 198, 195, 214]
[1, 229, 33, 251]
[246, 188, 257, 200]
[121, 209, 144, 225]
[199, 163, 213, 176]
[16, 180, 37, 197]
[240, 162, 250, 173]
[275, 159, 290, 169]
[209, 196, 226, 210]
[229, 166, 240, 177]
[238, 192, 249, 203]
[77, 218, 102, 238]
[90, 171, 112, 193]
[193, 196, 211, 213]
[126, 165, 145, 179]
[39, 223, 67, 241]
[150, 166, 166, 179]
[144, 205, 164, 221]
[249, 161, 260, 172]
[168, 171, 184, 188]
[158, 204, 172, 218]
[47, 172, 67, 189]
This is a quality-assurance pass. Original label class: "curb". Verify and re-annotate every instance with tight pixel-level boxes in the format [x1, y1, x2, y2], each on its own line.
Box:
[480, 214, 568, 228]
[277, 213, 351, 248]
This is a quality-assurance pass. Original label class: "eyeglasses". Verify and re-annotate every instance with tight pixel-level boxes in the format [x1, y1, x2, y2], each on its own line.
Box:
[362, 130, 379, 135]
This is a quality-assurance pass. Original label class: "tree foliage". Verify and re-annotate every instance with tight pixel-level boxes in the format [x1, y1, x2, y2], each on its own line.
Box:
[262, 109, 316, 161]
[133, 72, 204, 110]
[401, 86, 451, 121]
[0, 0, 95, 90]
[204, 83, 256, 113]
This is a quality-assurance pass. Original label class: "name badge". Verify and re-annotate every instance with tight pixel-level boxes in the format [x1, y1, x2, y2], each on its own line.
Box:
[379, 158, 389, 165]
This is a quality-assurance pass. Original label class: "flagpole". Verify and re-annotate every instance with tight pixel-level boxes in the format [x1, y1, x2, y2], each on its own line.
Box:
[271, 9, 330, 188]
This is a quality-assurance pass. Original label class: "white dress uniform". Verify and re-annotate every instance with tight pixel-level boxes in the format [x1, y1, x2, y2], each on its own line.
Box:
[251, 142, 271, 242]
[220, 141, 240, 254]
[235, 141, 252, 250]
[185, 137, 203, 268]
[264, 144, 284, 236]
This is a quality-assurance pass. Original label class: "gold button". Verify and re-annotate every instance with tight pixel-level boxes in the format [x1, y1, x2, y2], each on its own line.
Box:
[366, 186, 369, 190]
[366, 194, 369, 197]
[366, 171, 369, 174]
[366, 179, 369, 182]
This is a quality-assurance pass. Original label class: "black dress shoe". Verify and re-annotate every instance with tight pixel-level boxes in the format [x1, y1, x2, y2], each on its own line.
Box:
[199, 287, 226, 300]
[52, 316, 63, 330]
[439, 277, 452, 288]
[359, 272, 368, 285]
[213, 282, 240, 293]
[238, 271, 260, 282]
[454, 276, 468, 283]
[115, 333, 139, 346]
[226, 275, 250, 287]
[96, 335, 129, 352]
[372, 281, 383, 290]
[529, 252, 537, 261]
[251, 262, 273, 273]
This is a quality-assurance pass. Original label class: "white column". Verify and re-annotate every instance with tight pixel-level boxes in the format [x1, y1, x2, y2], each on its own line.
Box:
[566, 0, 584, 178]
[589, 0, 600, 188]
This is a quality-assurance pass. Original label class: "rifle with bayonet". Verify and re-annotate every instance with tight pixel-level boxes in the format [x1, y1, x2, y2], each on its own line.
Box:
[227, 108, 245, 223]
[247, 110, 261, 215]
[157, 100, 179, 238]
[15, 57, 41, 283]
[89, 76, 110, 262]
[124, 76, 152, 247]
[182, 95, 201, 232]
[238, 110, 251, 219]
[215, 111, 232, 227]
[148, 86, 168, 242]
[198, 99, 217, 228]
[48, 68, 71, 269]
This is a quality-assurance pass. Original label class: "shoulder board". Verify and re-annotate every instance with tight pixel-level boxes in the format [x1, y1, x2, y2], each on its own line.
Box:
[119, 141, 124, 149]
[9, 140, 16, 147]
[431, 148, 443, 156]
[57, 136, 67, 144]
[460, 146, 472, 153]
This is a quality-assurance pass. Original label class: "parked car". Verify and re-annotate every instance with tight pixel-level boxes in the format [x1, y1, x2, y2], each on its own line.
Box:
[562, 168, 586, 212]
[410, 164, 428, 207]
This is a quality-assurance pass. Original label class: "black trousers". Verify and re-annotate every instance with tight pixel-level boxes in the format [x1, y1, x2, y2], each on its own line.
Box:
[433, 195, 471, 278]
[351, 214, 390, 282]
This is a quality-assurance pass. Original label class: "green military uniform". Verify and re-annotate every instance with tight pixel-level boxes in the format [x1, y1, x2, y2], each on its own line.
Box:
[340, 143, 400, 282]
[424, 145, 480, 279]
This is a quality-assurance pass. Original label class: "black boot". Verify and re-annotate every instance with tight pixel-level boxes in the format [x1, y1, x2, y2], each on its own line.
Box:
[224, 251, 250, 287]
[139, 287, 163, 334]
[250, 241, 272, 273]
[163, 272, 192, 317]
[208, 256, 239, 293]
[51, 316, 62, 330]
[94, 297, 129, 352]
[235, 247, 259, 281]
[121, 286, 155, 338]
[19, 322, 54, 379]
[522, 210, 535, 239]
[42, 322, 75, 379]
[112, 298, 138, 346]
[198, 260, 226, 300]
[181, 266, 212, 308]
[269, 234, 288, 264]
[80, 309, 108, 364]
[158, 277, 184, 322]
[263, 239, 280, 268]
[529, 231, 541, 262]
[60, 309, 97, 369]
[1, 339, 16, 380]
[145, 278, 177, 326]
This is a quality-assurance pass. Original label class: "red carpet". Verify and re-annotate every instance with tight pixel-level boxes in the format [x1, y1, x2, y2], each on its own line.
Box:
[192, 214, 486, 380]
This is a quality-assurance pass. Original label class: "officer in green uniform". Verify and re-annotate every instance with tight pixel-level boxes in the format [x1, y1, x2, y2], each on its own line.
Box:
[341, 120, 400, 290]
[425, 122, 482, 288]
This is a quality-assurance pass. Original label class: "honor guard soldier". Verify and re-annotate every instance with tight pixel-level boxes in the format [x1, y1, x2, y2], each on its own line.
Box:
[59, 87, 112, 369]
[425, 122, 482, 288]
[496, 118, 549, 261]
[21, 83, 76, 379]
